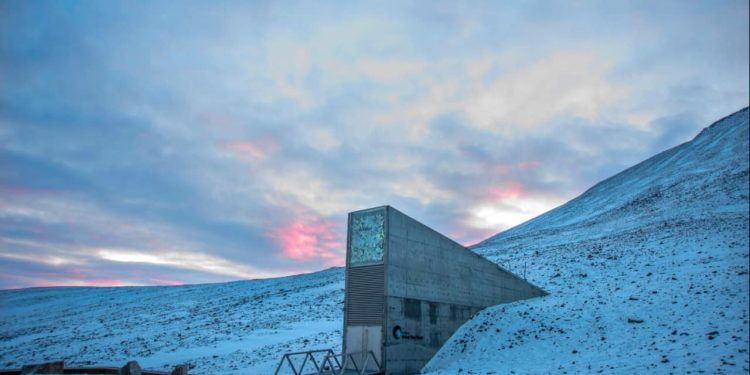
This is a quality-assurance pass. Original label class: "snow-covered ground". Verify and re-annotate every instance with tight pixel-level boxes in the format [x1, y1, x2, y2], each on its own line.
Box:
[424, 109, 750, 374]
[1, 108, 748, 374]
[0, 268, 344, 374]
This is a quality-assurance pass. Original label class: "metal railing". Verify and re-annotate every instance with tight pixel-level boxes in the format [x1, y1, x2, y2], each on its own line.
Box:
[327, 351, 381, 375]
[274, 349, 341, 375]
[274, 349, 381, 375]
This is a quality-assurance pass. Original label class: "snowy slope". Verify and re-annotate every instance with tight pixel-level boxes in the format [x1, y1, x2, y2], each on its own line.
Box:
[0, 268, 344, 374]
[1, 108, 748, 375]
[424, 108, 750, 373]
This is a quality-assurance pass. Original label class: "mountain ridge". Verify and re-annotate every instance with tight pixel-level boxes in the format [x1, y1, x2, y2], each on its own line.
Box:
[474, 107, 748, 252]
[425, 107, 749, 373]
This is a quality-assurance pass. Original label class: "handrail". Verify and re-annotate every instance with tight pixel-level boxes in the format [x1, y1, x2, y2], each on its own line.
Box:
[318, 353, 344, 375]
[275, 349, 381, 375]
[328, 351, 380, 375]
[274, 349, 341, 375]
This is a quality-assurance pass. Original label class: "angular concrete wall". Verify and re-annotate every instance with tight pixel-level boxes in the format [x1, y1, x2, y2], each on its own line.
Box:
[383, 207, 546, 374]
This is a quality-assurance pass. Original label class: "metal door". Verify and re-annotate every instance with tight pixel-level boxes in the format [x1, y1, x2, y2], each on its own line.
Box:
[345, 325, 382, 371]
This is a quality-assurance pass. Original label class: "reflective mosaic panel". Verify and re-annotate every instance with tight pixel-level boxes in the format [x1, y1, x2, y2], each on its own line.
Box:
[349, 209, 385, 266]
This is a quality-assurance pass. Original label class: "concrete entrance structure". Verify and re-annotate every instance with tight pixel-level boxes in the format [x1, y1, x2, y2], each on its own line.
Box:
[344, 206, 547, 374]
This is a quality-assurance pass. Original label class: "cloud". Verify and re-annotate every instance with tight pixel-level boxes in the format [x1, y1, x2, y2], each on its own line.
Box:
[96, 248, 284, 279]
[465, 52, 630, 131]
[486, 183, 524, 201]
[358, 59, 427, 83]
[467, 195, 565, 232]
[0, 245, 84, 267]
[222, 139, 277, 160]
[0, 0, 747, 287]
[269, 217, 343, 265]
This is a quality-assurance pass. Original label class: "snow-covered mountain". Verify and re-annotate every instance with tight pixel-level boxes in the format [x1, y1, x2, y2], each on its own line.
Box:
[0, 268, 345, 374]
[1, 108, 748, 374]
[424, 108, 749, 373]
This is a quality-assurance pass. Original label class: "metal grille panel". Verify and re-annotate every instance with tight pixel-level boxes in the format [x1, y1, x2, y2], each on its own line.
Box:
[345, 264, 385, 325]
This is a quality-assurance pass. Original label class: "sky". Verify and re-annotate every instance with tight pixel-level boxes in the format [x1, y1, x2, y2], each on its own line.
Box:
[0, 0, 748, 289]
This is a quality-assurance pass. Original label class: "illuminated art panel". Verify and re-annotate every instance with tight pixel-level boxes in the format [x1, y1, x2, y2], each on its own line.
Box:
[349, 208, 385, 266]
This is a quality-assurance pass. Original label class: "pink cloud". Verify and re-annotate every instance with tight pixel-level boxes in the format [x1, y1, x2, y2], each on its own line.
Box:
[270, 216, 343, 265]
[222, 139, 277, 160]
[487, 182, 524, 200]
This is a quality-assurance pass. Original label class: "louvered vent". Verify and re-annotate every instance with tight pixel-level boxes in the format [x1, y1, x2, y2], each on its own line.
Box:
[345, 264, 385, 325]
